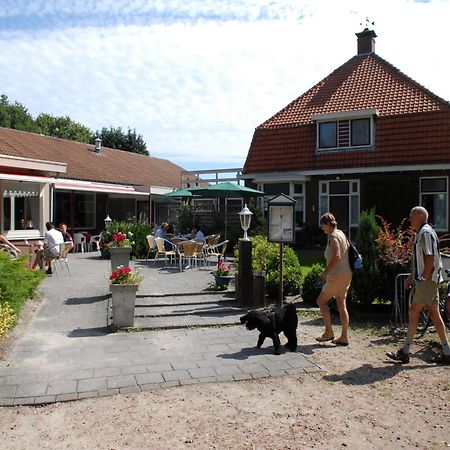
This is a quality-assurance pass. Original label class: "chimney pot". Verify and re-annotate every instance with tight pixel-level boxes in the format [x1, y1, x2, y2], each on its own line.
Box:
[94, 137, 102, 154]
[355, 28, 377, 55]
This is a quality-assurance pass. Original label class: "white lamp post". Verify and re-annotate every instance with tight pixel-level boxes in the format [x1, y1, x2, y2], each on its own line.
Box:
[104, 214, 112, 228]
[239, 204, 253, 240]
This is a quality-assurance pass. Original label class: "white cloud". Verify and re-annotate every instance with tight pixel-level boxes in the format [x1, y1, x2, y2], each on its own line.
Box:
[0, 0, 448, 170]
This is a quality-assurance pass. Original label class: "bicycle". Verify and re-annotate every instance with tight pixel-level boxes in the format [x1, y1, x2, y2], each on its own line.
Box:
[417, 268, 450, 334]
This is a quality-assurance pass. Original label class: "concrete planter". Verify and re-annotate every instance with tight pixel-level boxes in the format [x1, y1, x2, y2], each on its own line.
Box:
[110, 283, 138, 327]
[109, 247, 132, 271]
[214, 274, 234, 289]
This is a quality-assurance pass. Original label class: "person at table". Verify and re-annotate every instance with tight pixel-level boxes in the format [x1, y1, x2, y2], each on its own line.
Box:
[59, 223, 74, 253]
[190, 226, 205, 241]
[34, 222, 64, 274]
[155, 222, 171, 250]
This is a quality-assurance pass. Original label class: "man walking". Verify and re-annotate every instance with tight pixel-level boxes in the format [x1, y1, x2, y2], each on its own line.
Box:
[387, 206, 450, 364]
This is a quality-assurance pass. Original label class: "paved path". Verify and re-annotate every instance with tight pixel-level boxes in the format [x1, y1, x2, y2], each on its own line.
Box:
[0, 253, 325, 406]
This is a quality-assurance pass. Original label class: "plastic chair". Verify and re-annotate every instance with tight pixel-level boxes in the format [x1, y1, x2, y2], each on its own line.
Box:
[205, 240, 229, 266]
[146, 235, 156, 260]
[73, 233, 86, 253]
[154, 237, 177, 266]
[177, 240, 197, 271]
[89, 234, 101, 251]
[47, 242, 72, 277]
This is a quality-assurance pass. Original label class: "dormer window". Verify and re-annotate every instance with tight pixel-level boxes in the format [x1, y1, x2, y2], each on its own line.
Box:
[313, 109, 378, 152]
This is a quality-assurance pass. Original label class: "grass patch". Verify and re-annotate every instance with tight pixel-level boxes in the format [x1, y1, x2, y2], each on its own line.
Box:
[0, 251, 45, 330]
[297, 249, 324, 277]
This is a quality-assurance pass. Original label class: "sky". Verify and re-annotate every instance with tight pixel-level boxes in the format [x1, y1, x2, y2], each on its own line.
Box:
[0, 0, 449, 171]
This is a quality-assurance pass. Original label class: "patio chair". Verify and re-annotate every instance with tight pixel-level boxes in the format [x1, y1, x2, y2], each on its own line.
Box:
[89, 234, 101, 252]
[47, 242, 72, 277]
[204, 240, 229, 267]
[146, 235, 156, 260]
[154, 237, 177, 266]
[194, 240, 206, 268]
[73, 233, 87, 253]
[177, 240, 197, 271]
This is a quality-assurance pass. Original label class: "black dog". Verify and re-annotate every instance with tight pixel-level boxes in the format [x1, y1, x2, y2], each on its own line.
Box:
[240, 303, 298, 355]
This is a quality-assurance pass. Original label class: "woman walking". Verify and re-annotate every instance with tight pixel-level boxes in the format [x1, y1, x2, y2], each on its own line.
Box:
[316, 213, 352, 346]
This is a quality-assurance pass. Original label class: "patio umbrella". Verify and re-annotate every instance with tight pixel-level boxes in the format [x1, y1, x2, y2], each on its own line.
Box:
[187, 181, 265, 239]
[164, 188, 194, 198]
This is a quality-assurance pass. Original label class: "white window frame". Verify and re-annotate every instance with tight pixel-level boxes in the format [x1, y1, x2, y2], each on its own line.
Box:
[313, 109, 378, 152]
[420, 176, 448, 232]
[290, 182, 305, 230]
[318, 179, 360, 227]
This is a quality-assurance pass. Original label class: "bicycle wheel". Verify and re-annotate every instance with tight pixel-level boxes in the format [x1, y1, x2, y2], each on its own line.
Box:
[417, 308, 431, 333]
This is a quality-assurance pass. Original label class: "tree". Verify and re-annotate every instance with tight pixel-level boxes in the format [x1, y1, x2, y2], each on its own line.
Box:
[0, 94, 39, 132]
[35, 113, 92, 142]
[93, 127, 148, 156]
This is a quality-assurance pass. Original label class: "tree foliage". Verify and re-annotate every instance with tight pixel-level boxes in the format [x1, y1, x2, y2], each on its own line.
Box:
[0, 94, 39, 132]
[35, 113, 92, 142]
[93, 126, 148, 155]
[0, 93, 149, 155]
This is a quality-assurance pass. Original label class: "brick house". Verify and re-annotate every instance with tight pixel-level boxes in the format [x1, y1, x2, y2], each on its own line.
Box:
[0, 127, 184, 246]
[241, 29, 450, 243]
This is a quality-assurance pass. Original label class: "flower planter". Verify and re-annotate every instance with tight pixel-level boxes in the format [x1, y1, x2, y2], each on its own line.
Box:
[214, 274, 234, 289]
[109, 247, 132, 271]
[110, 283, 138, 327]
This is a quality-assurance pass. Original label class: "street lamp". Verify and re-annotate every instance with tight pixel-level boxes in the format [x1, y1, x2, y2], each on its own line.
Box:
[238, 204, 253, 240]
[104, 214, 112, 228]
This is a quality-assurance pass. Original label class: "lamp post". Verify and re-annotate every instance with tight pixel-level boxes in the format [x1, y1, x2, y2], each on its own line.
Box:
[238, 204, 253, 240]
[104, 214, 112, 228]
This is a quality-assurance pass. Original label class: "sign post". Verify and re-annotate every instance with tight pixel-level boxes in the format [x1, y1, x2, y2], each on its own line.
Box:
[267, 194, 296, 305]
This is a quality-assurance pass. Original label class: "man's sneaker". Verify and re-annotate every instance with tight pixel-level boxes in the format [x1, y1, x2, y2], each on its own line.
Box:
[386, 348, 410, 363]
[46, 268, 52, 275]
[429, 353, 450, 365]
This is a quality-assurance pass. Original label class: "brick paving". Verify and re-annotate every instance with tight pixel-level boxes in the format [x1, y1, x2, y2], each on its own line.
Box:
[0, 253, 325, 406]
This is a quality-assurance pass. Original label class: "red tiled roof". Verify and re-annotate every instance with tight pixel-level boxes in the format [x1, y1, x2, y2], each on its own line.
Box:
[0, 127, 184, 188]
[244, 53, 450, 174]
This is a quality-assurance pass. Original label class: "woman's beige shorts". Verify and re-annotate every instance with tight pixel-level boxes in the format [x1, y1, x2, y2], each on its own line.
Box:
[411, 280, 439, 306]
[322, 273, 352, 299]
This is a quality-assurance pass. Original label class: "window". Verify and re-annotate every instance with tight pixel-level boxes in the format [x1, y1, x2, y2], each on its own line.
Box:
[420, 177, 448, 231]
[315, 110, 376, 151]
[2, 181, 41, 235]
[319, 180, 360, 231]
[292, 183, 305, 229]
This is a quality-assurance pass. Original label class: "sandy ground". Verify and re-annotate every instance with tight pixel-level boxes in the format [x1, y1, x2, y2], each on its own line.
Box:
[0, 305, 449, 450]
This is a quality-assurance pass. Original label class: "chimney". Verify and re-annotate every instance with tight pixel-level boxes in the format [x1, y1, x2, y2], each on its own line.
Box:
[355, 28, 377, 55]
[94, 137, 102, 154]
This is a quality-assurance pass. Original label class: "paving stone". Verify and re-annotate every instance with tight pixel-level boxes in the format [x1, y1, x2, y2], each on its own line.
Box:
[286, 358, 316, 369]
[56, 393, 78, 402]
[94, 367, 122, 378]
[146, 363, 173, 373]
[120, 365, 149, 375]
[262, 361, 291, 371]
[98, 388, 119, 397]
[34, 395, 57, 404]
[180, 379, 200, 386]
[16, 382, 48, 397]
[216, 374, 234, 382]
[161, 380, 181, 388]
[135, 372, 164, 385]
[303, 366, 323, 373]
[238, 363, 267, 374]
[14, 397, 36, 406]
[233, 373, 252, 381]
[269, 370, 287, 377]
[188, 367, 216, 378]
[140, 383, 162, 391]
[251, 371, 271, 379]
[171, 361, 199, 370]
[0, 384, 18, 398]
[78, 391, 99, 400]
[70, 369, 95, 380]
[0, 398, 14, 406]
[214, 365, 243, 376]
[198, 376, 217, 383]
[78, 377, 107, 393]
[47, 380, 78, 396]
[106, 375, 137, 389]
[119, 386, 141, 395]
[161, 369, 191, 382]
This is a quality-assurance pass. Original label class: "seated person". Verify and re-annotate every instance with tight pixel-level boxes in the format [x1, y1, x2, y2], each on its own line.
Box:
[155, 222, 171, 250]
[190, 226, 205, 241]
[59, 223, 74, 253]
[33, 222, 64, 274]
[0, 234, 22, 257]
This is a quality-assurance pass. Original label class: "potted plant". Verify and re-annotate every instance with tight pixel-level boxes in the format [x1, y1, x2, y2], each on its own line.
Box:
[109, 265, 143, 327]
[108, 232, 133, 271]
[212, 259, 234, 289]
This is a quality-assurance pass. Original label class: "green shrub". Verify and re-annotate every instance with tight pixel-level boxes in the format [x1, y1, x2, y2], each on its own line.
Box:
[350, 208, 380, 305]
[301, 263, 325, 304]
[0, 251, 45, 336]
[100, 220, 153, 258]
[245, 235, 303, 299]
